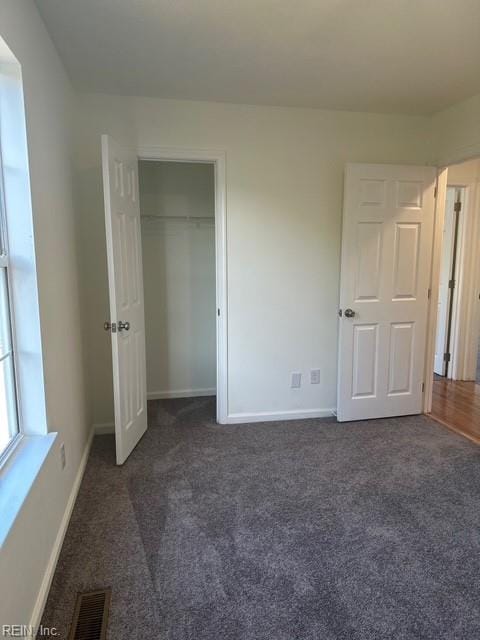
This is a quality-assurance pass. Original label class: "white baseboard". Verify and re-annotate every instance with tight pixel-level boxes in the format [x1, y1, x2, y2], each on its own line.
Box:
[147, 388, 216, 400]
[93, 422, 115, 435]
[29, 428, 94, 632]
[226, 408, 336, 424]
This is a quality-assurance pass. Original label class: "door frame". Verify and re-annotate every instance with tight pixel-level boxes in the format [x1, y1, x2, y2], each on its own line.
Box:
[137, 145, 228, 424]
[450, 182, 480, 381]
[423, 168, 448, 413]
[444, 186, 467, 380]
[424, 149, 480, 412]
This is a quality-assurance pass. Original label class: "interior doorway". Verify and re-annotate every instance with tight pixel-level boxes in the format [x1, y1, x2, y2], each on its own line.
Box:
[428, 157, 480, 443]
[433, 186, 464, 378]
[138, 160, 217, 401]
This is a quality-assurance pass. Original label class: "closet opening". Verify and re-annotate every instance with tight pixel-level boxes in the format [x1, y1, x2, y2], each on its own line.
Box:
[138, 159, 217, 408]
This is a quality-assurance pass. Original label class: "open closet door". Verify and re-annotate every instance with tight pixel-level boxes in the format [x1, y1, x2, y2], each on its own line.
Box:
[101, 134, 147, 464]
[337, 163, 436, 422]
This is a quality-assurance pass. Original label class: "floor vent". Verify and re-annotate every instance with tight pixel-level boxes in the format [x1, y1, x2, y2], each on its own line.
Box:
[68, 589, 111, 640]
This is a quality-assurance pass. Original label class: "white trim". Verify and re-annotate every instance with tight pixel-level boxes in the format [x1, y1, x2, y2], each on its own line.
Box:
[0, 58, 48, 438]
[466, 185, 480, 378]
[137, 145, 228, 424]
[451, 181, 480, 380]
[226, 408, 335, 424]
[147, 388, 216, 400]
[447, 185, 469, 380]
[424, 168, 448, 413]
[93, 422, 115, 435]
[28, 429, 94, 632]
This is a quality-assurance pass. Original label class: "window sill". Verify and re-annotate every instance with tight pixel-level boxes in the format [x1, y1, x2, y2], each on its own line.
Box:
[0, 432, 57, 547]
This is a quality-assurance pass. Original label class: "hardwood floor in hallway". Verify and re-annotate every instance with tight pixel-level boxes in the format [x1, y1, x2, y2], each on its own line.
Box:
[430, 376, 480, 444]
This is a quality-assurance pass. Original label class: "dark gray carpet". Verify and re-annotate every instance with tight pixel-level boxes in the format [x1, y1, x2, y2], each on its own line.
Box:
[41, 398, 480, 639]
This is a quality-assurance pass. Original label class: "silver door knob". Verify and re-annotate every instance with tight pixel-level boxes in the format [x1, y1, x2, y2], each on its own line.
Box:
[118, 321, 130, 331]
[344, 308, 355, 318]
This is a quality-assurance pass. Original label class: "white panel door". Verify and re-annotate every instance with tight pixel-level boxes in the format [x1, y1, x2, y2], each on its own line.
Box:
[434, 188, 455, 376]
[337, 163, 436, 422]
[102, 135, 147, 464]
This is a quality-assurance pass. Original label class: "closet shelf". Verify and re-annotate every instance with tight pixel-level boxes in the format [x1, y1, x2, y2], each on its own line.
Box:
[141, 214, 214, 222]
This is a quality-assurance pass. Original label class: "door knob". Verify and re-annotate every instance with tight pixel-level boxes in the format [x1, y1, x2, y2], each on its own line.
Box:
[118, 321, 130, 331]
[344, 308, 355, 318]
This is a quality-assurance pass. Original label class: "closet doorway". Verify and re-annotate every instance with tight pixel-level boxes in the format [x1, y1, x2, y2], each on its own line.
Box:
[102, 138, 227, 464]
[139, 159, 217, 402]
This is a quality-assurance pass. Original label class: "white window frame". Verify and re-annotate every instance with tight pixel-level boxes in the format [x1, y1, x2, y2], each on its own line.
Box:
[0, 35, 53, 548]
[0, 38, 48, 447]
[0, 136, 22, 466]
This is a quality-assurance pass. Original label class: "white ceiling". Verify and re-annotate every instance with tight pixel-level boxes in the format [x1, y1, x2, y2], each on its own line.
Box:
[35, 0, 480, 115]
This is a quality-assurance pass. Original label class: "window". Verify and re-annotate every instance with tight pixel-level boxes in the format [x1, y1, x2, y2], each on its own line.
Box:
[0, 148, 19, 459]
[0, 35, 48, 462]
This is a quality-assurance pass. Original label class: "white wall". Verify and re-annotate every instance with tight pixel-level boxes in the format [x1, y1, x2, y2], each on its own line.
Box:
[430, 93, 480, 166]
[139, 161, 216, 397]
[446, 158, 480, 185]
[75, 94, 432, 423]
[0, 0, 90, 627]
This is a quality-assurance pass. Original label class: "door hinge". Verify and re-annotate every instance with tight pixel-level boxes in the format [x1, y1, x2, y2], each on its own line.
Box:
[454, 201, 462, 213]
[427, 288, 431, 299]
[434, 186, 438, 198]
[444, 352, 451, 363]
[217, 308, 220, 317]
[422, 382, 425, 393]
[448, 279, 455, 290]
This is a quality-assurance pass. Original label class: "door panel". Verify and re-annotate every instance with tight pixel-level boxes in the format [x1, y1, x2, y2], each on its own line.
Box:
[352, 324, 378, 398]
[355, 222, 382, 301]
[337, 163, 436, 422]
[392, 223, 420, 299]
[102, 135, 147, 464]
[388, 322, 415, 395]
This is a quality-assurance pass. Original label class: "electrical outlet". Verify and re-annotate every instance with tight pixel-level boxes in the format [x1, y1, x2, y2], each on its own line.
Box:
[310, 369, 321, 384]
[291, 372, 302, 389]
[60, 443, 66, 470]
